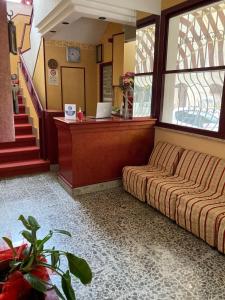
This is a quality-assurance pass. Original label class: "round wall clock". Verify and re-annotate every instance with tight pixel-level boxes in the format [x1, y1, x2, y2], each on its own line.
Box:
[48, 59, 58, 69]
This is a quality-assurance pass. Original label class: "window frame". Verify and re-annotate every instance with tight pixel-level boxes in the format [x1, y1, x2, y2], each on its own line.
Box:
[156, 0, 225, 139]
[136, 15, 160, 117]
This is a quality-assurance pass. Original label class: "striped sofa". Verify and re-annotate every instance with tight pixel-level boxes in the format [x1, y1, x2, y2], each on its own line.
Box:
[146, 149, 216, 220]
[122, 142, 183, 202]
[176, 158, 225, 249]
[123, 142, 225, 254]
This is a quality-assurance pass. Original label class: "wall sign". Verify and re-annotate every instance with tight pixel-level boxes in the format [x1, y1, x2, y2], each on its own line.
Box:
[48, 69, 59, 86]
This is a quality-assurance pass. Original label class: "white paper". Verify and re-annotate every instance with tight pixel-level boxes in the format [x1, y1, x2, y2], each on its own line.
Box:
[48, 69, 59, 86]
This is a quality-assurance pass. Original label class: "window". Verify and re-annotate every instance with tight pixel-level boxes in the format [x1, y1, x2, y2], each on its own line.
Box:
[133, 20, 157, 117]
[160, 0, 225, 137]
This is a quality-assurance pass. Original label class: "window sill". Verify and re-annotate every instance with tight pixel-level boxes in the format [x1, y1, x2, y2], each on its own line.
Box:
[155, 125, 225, 144]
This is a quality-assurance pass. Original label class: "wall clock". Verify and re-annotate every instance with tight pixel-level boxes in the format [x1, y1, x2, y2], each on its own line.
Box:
[66, 47, 81, 63]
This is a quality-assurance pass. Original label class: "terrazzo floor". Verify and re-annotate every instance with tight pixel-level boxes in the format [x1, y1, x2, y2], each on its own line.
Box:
[0, 172, 225, 300]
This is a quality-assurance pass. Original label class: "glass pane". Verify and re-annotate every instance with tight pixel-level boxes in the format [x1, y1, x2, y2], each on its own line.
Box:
[167, 1, 225, 70]
[133, 75, 152, 117]
[135, 24, 156, 73]
[161, 71, 225, 131]
[102, 65, 113, 102]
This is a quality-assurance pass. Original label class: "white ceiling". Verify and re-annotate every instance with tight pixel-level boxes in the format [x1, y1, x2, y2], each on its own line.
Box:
[7, 2, 32, 17]
[36, 0, 161, 38]
[46, 17, 108, 44]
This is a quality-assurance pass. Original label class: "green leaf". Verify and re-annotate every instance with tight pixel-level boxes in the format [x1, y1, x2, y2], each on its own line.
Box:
[9, 260, 22, 272]
[51, 250, 60, 268]
[53, 230, 72, 237]
[18, 215, 32, 230]
[2, 237, 16, 256]
[28, 216, 40, 230]
[53, 285, 66, 300]
[24, 273, 47, 293]
[21, 230, 33, 243]
[66, 253, 92, 285]
[21, 255, 34, 272]
[37, 231, 53, 250]
[61, 271, 76, 300]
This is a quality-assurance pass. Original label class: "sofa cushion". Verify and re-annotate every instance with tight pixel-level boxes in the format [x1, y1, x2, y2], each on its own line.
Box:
[206, 158, 225, 195]
[216, 215, 225, 254]
[149, 141, 183, 174]
[175, 150, 216, 186]
[123, 165, 170, 202]
[146, 150, 216, 220]
[176, 191, 225, 247]
[123, 142, 183, 202]
[146, 175, 204, 220]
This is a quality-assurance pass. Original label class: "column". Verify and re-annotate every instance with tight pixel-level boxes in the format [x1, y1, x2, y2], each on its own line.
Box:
[0, 0, 15, 143]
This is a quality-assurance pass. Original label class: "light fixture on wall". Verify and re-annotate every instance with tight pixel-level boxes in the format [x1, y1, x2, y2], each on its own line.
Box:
[99, 17, 106, 20]
[50, 30, 56, 33]
[62, 21, 70, 25]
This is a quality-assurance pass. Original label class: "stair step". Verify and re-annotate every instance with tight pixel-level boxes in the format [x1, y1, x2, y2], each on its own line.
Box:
[0, 135, 36, 149]
[14, 114, 29, 124]
[19, 104, 25, 114]
[15, 124, 33, 135]
[0, 146, 40, 163]
[18, 95, 23, 104]
[0, 159, 50, 178]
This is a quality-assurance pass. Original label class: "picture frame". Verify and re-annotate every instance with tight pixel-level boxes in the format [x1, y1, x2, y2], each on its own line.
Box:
[96, 44, 103, 63]
[66, 47, 81, 63]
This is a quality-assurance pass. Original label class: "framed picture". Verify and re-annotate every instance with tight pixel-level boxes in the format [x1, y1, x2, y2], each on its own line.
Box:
[66, 47, 81, 63]
[96, 44, 103, 63]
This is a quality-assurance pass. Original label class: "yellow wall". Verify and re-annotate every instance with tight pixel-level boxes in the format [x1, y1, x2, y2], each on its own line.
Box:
[96, 22, 124, 103]
[18, 67, 39, 140]
[124, 41, 136, 73]
[161, 0, 186, 10]
[21, 24, 31, 52]
[100, 23, 123, 63]
[33, 39, 46, 109]
[113, 33, 124, 86]
[44, 40, 97, 115]
[136, 11, 151, 20]
[10, 15, 30, 75]
[155, 127, 225, 160]
[155, 0, 225, 160]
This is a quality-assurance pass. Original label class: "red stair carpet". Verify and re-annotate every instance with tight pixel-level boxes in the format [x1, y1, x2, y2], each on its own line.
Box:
[0, 95, 49, 178]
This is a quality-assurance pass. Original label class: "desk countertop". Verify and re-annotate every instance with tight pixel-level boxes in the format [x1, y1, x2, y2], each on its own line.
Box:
[54, 116, 157, 125]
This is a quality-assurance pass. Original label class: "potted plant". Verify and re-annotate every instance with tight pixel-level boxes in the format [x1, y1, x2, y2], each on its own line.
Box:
[0, 215, 92, 300]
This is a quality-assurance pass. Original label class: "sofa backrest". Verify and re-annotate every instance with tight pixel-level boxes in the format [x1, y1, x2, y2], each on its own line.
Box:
[149, 141, 183, 175]
[175, 149, 216, 186]
[206, 158, 225, 195]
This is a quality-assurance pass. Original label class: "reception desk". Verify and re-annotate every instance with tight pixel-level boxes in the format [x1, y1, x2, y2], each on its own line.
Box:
[54, 117, 156, 194]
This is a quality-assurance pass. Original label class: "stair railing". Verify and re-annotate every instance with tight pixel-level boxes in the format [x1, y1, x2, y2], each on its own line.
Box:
[19, 51, 47, 159]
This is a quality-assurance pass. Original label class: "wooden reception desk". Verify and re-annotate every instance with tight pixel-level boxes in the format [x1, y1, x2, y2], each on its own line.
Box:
[54, 117, 156, 194]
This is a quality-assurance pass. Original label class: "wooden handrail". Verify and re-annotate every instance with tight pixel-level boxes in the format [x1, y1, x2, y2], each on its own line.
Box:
[19, 50, 47, 159]
[19, 52, 43, 117]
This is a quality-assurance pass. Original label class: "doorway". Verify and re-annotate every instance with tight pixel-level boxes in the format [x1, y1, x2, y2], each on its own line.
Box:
[61, 66, 86, 112]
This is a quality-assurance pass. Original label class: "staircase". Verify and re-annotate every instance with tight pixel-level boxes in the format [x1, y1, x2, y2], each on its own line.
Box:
[0, 95, 50, 178]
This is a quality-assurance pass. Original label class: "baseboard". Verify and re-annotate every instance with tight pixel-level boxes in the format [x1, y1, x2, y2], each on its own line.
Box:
[58, 175, 122, 196]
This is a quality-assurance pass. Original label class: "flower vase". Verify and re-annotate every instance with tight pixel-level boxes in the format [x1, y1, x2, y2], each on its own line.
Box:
[123, 91, 129, 119]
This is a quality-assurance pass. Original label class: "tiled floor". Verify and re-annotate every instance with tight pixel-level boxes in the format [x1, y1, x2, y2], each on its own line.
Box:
[0, 172, 225, 300]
